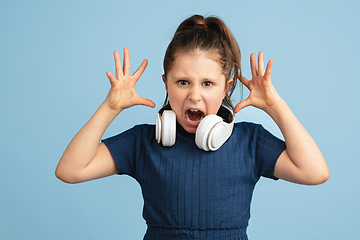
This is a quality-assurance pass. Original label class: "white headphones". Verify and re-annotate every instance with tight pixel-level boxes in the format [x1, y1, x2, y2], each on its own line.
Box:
[155, 105, 234, 151]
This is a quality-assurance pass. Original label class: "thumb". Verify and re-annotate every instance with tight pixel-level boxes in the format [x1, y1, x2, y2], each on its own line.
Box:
[234, 98, 251, 113]
[137, 97, 156, 108]
[106, 71, 117, 88]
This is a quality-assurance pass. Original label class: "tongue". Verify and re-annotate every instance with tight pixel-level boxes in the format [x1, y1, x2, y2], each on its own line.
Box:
[187, 111, 202, 122]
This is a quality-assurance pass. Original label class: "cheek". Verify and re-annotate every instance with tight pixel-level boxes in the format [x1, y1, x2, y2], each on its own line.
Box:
[167, 88, 183, 109]
[212, 96, 224, 110]
[168, 88, 178, 102]
[204, 90, 224, 113]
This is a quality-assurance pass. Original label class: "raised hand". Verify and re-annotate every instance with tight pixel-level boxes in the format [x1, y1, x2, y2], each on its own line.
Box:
[234, 52, 281, 114]
[56, 48, 156, 184]
[105, 48, 155, 112]
[232, 52, 329, 186]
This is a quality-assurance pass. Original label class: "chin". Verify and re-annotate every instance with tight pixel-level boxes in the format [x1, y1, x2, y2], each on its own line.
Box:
[185, 127, 197, 134]
[181, 122, 197, 134]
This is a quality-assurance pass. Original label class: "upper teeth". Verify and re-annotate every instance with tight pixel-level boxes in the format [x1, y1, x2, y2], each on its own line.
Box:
[190, 109, 199, 112]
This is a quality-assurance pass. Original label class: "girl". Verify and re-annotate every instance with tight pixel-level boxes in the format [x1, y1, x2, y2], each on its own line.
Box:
[56, 15, 329, 240]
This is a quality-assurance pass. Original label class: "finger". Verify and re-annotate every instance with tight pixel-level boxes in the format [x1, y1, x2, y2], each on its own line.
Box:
[136, 97, 156, 108]
[258, 51, 264, 76]
[234, 98, 251, 113]
[250, 53, 258, 77]
[133, 59, 148, 80]
[123, 47, 131, 75]
[106, 71, 117, 88]
[264, 59, 273, 80]
[114, 51, 123, 79]
[240, 75, 250, 89]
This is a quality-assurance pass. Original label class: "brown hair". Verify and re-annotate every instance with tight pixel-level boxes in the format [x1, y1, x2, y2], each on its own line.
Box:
[163, 14, 241, 110]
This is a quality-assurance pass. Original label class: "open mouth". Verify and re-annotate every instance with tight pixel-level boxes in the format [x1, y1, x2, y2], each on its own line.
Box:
[185, 109, 204, 124]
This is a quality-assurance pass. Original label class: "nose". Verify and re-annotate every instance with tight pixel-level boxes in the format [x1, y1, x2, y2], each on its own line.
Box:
[188, 85, 202, 103]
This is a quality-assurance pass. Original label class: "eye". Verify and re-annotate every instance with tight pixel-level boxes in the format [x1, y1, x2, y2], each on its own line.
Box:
[178, 80, 189, 85]
[202, 81, 213, 87]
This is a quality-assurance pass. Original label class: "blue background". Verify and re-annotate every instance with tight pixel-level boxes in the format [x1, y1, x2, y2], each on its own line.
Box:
[1, 0, 359, 239]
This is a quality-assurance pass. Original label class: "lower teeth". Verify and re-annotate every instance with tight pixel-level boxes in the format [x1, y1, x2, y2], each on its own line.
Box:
[186, 112, 203, 123]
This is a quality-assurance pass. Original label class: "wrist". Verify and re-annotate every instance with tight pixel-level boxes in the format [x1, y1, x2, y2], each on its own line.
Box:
[264, 97, 289, 122]
[99, 101, 123, 119]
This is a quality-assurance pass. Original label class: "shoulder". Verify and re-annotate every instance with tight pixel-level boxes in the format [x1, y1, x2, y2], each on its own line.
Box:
[233, 121, 282, 145]
[103, 124, 155, 144]
[122, 123, 155, 134]
[131, 123, 155, 133]
[234, 121, 258, 129]
[133, 124, 155, 138]
[229, 121, 261, 147]
[233, 121, 265, 135]
[234, 121, 286, 156]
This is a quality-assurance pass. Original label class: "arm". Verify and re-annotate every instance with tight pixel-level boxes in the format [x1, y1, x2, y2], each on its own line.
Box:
[55, 48, 155, 183]
[234, 52, 329, 185]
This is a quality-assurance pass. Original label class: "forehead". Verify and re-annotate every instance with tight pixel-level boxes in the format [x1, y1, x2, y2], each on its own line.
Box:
[168, 51, 225, 80]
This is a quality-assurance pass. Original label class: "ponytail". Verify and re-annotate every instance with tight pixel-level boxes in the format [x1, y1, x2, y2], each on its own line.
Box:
[163, 15, 241, 110]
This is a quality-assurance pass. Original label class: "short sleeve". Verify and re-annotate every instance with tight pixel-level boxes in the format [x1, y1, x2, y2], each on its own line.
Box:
[254, 124, 286, 180]
[101, 126, 140, 178]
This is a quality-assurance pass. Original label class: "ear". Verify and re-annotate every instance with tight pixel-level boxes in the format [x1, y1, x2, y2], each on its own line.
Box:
[162, 75, 168, 91]
[224, 78, 234, 96]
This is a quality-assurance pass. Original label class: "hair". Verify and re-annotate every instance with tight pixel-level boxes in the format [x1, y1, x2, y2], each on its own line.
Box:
[163, 14, 242, 110]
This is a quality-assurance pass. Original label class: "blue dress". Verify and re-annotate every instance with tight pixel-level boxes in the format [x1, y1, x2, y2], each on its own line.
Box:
[102, 121, 286, 239]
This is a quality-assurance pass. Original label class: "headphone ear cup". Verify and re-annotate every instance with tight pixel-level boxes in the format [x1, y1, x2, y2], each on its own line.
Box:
[195, 115, 222, 151]
[155, 113, 162, 143]
[160, 110, 176, 147]
[207, 122, 230, 151]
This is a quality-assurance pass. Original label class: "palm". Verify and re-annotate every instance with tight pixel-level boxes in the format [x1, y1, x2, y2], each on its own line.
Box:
[105, 48, 155, 111]
[234, 52, 280, 113]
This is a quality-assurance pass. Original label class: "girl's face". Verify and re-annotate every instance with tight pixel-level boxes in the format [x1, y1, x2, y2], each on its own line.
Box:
[163, 51, 233, 134]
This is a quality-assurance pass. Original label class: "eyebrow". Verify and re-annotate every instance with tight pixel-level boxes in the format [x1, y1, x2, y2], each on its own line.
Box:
[170, 75, 219, 82]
